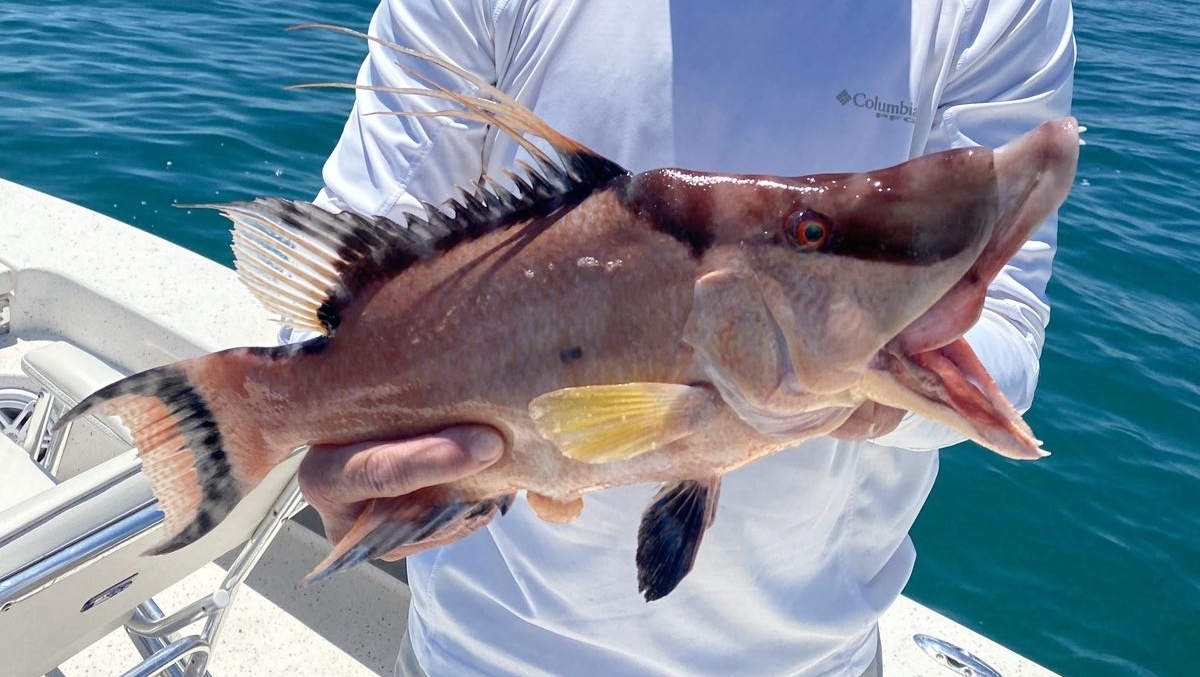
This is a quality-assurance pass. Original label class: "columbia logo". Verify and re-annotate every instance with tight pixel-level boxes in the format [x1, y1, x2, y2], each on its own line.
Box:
[834, 89, 920, 124]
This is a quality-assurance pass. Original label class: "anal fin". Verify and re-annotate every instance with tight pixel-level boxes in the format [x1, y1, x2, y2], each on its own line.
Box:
[529, 383, 716, 464]
[305, 489, 515, 584]
[526, 492, 584, 524]
[636, 476, 722, 602]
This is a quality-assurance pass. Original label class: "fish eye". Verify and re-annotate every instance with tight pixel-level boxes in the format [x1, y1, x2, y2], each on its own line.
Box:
[785, 210, 830, 250]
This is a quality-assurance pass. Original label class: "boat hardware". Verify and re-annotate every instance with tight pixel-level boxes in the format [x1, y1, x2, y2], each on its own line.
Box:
[913, 634, 1002, 677]
[0, 386, 39, 448]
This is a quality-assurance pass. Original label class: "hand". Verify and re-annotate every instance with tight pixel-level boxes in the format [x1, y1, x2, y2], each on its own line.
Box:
[298, 426, 504, 557]
[828, 401, 906, 441]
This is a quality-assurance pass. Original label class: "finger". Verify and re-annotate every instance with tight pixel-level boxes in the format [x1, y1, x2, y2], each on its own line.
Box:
[299, 425, 504, 507]
[304, 502, 358, 548]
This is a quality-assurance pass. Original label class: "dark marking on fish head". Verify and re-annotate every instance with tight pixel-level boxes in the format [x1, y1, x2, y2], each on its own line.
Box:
[617, 169, 719, 257]
[621, 146, 1034, 393]
[559, 346, 584, 363]
[777, 147, 998, 267]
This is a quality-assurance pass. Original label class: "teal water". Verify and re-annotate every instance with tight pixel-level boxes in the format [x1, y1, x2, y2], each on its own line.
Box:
[2, 2, 1197, 676]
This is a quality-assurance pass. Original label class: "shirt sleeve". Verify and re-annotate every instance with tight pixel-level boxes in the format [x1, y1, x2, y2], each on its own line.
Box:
[315, 0, 498, 219]
[873, 0, 1076, 451]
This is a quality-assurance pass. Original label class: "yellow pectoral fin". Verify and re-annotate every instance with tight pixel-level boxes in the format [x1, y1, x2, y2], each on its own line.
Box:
[529, 383, 716, 464]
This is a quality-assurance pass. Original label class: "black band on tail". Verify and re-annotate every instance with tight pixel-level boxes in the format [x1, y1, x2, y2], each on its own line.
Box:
[61, 365, 240, 555]
[140, 369, 237, 554]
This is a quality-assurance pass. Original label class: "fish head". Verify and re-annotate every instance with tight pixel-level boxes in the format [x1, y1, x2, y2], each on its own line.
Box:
[740, 143, 1005, 395]
[676, 118, 1079, 457]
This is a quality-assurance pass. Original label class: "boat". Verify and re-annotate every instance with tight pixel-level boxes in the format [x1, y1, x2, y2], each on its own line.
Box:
[0, 177, 1062, 677]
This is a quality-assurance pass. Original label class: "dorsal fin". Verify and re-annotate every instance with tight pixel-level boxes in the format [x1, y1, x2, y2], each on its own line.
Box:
[205, 27, 629, 335]
[212, 200, 425, 335]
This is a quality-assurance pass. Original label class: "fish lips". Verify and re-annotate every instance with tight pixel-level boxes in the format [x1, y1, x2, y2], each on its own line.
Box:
[871, 338, 1045, 459]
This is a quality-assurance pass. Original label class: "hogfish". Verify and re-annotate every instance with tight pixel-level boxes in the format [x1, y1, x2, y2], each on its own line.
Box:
[61, 31, 1079, 601]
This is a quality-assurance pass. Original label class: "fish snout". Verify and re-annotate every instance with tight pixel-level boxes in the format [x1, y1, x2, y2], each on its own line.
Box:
[991, 117, 1081, 262]
[895, 117, 1080, 354]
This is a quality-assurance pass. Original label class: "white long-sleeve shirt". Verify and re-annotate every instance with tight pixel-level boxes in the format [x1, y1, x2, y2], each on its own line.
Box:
[316, 2, 1075, 675]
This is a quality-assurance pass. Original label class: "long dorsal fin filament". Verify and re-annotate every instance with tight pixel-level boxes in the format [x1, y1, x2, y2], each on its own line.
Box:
[286, 23, 625, 191]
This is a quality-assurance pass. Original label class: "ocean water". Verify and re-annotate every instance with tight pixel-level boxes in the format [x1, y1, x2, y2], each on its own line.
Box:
[1, 2, 1197, 676]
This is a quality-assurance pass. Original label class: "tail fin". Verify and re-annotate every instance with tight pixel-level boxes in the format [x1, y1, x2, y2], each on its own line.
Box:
[59, 362, 245, 555]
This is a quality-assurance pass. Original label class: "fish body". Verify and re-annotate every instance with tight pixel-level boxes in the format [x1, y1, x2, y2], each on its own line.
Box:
[62, 34, 1079, 600]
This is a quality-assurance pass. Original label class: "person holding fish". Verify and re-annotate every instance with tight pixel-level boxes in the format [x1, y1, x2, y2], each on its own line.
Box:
[296, 2, 1076, 676]
[64, 1, 1075, 676]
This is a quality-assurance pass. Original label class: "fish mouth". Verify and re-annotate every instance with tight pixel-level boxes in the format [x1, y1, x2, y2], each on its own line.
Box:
[863, 118, 1079, 459]
[866, 338, 1044, 459]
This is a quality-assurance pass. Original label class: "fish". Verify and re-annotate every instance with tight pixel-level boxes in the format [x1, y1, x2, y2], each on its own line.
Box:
[59, 27, 1080, 602]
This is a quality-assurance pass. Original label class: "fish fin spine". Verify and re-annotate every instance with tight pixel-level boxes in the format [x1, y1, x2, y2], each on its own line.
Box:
[212, 199, 429, 336]
[304, 491, 516, 584]
[290, 24, 626, 190]
[208, 159, 621, 338]
[636, 476, 722, 601]
[203, 29, 629, 335]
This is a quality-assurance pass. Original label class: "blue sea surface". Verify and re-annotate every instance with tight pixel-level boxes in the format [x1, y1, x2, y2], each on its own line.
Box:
[2, 2, 1197, 676]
